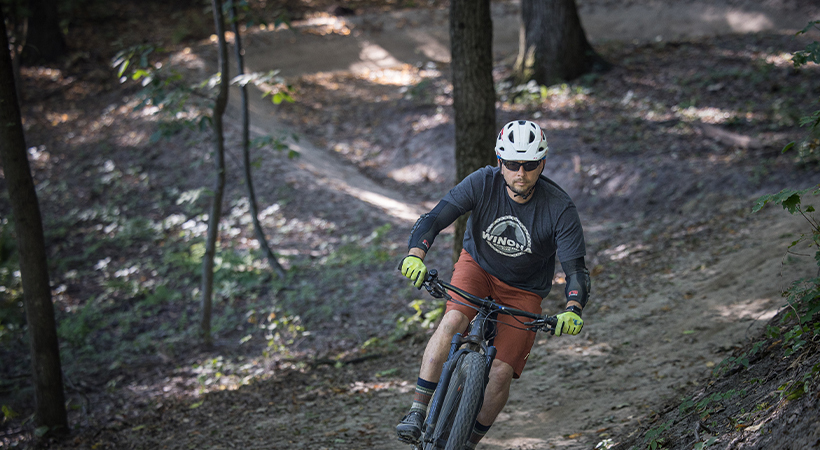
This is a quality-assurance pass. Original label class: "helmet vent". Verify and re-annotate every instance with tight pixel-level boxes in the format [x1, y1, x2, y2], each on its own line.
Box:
[529, 131, 535, 143]
[509, 132, 515, 143]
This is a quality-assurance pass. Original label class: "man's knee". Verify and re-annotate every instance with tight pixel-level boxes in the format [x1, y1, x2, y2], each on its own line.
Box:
[436, 310, 469, 336]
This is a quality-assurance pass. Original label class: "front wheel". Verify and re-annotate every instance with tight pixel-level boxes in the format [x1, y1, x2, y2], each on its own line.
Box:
[425, 351, 486, 450]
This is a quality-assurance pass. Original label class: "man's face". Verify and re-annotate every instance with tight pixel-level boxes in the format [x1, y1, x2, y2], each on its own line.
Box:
[499, 158, 544, 200]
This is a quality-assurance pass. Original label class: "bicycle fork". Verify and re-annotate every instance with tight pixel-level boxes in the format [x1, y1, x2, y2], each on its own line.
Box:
[421, 333, 497, 446]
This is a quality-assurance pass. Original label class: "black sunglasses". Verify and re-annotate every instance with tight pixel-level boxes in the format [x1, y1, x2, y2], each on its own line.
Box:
[500, 159, 542, 172]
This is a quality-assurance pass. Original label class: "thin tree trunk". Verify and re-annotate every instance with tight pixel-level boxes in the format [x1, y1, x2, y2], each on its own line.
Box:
[229, 5, 286, 280]
[0, 12, 67, 434]
[514, 0, 609, 85]
[449, 0, 497, 262]
[201, 0, 230, 346]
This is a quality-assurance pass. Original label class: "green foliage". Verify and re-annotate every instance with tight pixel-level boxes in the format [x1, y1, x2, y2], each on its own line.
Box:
[392, 298, 445, 341]
[643, 419, 672, 450]
[791, 21, 820, 67]
[112, 44, 157, 79]
[783, 21, 820, 164]
[753, 184, 820, 356]
[111, 44, 296, 155]
[497, 80, 590, 106]
[777, 363, 820, 401]
[51, 227, 278, 369]
[261, 309, 305, 355]
[679, 389, 746, 419]
[279, 224, 399, 323]
[251, 134, 300, 160]
[712, 341, 765, 377]
[232, 71, 295, 105]
[324, 224, 394, 268]
[57, 299, 104, 348]
[2, 404, 18, 422]
[752, 186, 819, 215]
[693, 437, 718, 450]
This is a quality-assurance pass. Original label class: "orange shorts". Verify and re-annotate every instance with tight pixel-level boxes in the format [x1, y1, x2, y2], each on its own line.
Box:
[445, 250, 543, 378]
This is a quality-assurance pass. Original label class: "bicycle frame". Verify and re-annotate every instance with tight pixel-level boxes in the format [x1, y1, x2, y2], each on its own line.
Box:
[417, 270, 555, 450]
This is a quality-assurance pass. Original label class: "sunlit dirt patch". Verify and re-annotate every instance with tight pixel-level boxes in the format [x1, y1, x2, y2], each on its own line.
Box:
[712, 297, 780, 322]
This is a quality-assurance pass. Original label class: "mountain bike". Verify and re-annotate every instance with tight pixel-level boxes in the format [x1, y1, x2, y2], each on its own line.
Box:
[412, 269, 557, 450]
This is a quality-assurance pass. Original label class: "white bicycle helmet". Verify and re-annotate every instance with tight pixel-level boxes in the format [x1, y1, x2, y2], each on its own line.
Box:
[495, 120, 549, 161]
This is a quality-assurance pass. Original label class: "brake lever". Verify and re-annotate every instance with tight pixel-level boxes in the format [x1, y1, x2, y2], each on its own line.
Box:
[423, 270, 447, 299]
[525, 317, 557, 335]
[425, 284, 446, 299]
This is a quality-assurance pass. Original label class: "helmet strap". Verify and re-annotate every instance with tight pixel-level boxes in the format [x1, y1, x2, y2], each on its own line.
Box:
[504, 179, 536, 200]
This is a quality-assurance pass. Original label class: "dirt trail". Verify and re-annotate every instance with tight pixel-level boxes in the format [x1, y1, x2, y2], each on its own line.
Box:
[488, 205, 816, 449]
[242, 1, 818, 79]
[225, 93, 429, 224]
[211, 2, 820, 449]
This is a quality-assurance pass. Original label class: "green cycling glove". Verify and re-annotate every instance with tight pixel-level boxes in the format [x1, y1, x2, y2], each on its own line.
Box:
[400, 255, 428, 289]
[555, 310, 583, 336]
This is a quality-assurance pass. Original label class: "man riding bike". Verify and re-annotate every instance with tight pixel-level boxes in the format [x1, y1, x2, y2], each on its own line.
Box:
[396, 120, 591, 449]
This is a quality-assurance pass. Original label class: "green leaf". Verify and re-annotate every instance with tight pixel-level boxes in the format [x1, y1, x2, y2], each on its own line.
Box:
[1, 405, 18, 420]
[781, 193, 802, 214]
[375, 368, 399, 377]
[190, 400, 204, 409]
[782, 141, 796, 153]
[797, 20, 820, 35]
[117, 59, 130, 78]
[131, 69, 151, 81]
[34, 426, 50, 437]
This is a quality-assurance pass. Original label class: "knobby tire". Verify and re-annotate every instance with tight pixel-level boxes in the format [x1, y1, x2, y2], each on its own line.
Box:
[424, 351, 485, 450]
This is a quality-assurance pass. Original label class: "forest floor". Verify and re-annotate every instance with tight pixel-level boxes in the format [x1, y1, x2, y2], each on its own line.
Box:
[2, 0, 820, 449]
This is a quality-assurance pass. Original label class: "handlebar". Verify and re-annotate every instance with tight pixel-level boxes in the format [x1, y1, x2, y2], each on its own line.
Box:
[422, 269, 557, 334]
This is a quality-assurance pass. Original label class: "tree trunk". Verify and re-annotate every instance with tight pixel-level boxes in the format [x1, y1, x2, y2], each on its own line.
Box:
[0, 12, 67, 434]
[449, 0, 497, 262]
[22, 0, 66, 64]
[229, 4, 287, 280]
[201, 0, 230, 347]
[514, 0, 609, 85]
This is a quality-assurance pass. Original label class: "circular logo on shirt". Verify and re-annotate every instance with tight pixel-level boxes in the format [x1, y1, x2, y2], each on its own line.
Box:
[482, 216, 532, 257]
